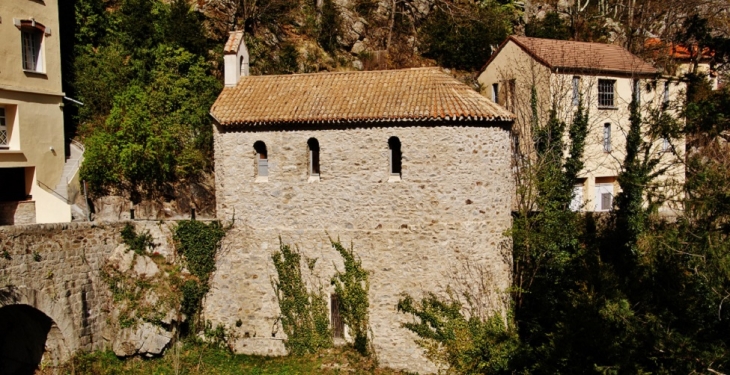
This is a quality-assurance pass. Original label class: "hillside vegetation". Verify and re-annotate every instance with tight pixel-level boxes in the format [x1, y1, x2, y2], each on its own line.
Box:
[62, 0, 730, 372]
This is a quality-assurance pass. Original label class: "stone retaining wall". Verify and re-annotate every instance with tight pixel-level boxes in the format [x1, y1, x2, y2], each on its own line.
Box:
[0, 200, 36, 225]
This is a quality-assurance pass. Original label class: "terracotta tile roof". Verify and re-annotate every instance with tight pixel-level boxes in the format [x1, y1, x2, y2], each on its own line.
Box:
[211, 68, 514, 127]
[224, 31, 244, 54]
[645, 38, 714, 60]
[483, 36, 658, 76]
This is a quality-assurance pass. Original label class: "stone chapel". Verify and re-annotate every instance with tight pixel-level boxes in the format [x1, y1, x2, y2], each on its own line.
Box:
[205, 31, 515, 373]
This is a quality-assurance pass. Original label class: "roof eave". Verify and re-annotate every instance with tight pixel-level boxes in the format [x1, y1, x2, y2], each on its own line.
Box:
[552, 66, 659, 77]
[217, 116, 514, 129]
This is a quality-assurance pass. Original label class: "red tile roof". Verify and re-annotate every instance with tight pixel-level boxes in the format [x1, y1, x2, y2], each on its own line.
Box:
[211, 68, 514, 127]
[482, 36, 658, 76]
[224, 31, 244, 54]
[645, 38, 714, 60]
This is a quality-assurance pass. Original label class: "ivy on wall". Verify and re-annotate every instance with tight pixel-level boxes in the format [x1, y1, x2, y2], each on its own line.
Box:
[330, 239, 371, 355]
[272, 241, 333, 355]
[173, 220, 227, 333]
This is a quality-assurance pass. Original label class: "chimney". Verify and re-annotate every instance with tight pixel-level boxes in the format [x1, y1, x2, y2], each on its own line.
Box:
[223, 31, 249, 87]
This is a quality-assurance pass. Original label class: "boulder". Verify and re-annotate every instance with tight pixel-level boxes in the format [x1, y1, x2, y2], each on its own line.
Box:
[108, 244, 135, 272]
[112, 323, 174, 357]
[351, 41, 367, 55]
[133, 255, 160, 279]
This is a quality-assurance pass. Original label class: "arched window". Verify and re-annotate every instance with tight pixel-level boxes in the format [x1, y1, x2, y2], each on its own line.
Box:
[240, 56, 245, 76]
[307, 138, 320, 176]
[253, 141, 268, 177]
[388, 136, 401, 177]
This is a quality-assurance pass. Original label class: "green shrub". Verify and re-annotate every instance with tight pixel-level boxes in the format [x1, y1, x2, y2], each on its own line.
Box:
[398, 293, 519, 374]
[120, 223, 154, 255]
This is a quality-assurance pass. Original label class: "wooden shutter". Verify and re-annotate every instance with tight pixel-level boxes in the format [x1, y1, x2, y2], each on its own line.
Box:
[331, 294, 344, 339]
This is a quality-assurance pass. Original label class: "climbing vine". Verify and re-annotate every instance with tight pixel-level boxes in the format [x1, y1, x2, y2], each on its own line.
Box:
[173, 220, 227, 334]
[330, 239, 371, 355]
[272, 241, 333, 355]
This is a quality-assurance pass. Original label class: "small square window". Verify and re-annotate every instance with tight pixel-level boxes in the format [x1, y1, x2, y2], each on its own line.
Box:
[598, 79, 615, 108]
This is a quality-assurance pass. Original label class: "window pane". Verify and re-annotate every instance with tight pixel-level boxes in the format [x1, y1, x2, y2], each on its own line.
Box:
[598, 79, 615, 107]
[21, 31, 41, 71]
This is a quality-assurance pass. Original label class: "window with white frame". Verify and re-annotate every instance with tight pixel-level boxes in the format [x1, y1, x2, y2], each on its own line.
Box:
[572, 76, 580, 106]
[491, 83, 499, 104]
[598, 79, 615, 108]
[0, 107, 7, 148]
[595, 183, 614, 211]
[21, 28, 44, 73]
[603, 123, 611, 152]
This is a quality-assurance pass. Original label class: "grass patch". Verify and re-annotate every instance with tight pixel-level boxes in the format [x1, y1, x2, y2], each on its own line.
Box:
[52, 344, 405, 375]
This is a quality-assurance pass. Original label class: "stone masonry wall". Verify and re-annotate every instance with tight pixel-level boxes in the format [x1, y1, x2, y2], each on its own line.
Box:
[0, 222, 125, 359]
[206, 123, 514, 373]
[0, 220, 183, 364]
[0, 201, 36, 225]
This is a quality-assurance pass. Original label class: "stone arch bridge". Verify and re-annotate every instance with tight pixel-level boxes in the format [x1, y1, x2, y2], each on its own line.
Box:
[0, 222, 140, 374]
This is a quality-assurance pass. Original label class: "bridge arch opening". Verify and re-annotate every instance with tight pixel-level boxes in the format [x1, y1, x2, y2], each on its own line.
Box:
[0, 304, 68, 375]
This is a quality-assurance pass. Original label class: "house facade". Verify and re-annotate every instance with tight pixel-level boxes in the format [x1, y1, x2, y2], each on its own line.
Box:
[206, 32, 515, 373]
[478, 36, 685, 213]
[0, 0, 71, 224]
